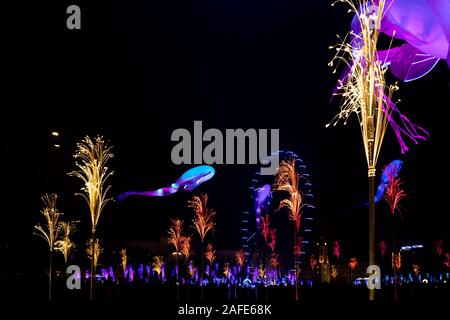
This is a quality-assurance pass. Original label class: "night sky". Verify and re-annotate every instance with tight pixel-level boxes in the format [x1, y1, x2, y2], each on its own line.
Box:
[1, 0, 449, 274]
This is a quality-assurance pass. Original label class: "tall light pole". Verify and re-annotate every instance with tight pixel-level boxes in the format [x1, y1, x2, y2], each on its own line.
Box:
[329, 0, 393, 300]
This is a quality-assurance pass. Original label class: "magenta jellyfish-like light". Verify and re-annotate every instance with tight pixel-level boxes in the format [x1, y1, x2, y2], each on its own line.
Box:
[352, 0, 450, 82]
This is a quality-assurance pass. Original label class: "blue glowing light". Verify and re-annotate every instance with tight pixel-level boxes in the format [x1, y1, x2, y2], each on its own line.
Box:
[118, 165, 215, 201]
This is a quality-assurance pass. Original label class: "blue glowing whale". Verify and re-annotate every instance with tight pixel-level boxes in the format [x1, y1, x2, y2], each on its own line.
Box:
[118, 165, 215, 201]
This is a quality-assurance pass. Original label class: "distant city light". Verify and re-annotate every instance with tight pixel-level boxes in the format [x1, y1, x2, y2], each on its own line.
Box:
[51, 131, 60, 137]
[54, 144, 61, 148]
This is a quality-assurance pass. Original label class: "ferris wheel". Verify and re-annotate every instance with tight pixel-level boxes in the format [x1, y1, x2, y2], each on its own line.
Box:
[241, 150, 315, 269]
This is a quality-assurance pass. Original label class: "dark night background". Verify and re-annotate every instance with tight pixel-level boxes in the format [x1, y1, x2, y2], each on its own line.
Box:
[1, 0, 449, 283]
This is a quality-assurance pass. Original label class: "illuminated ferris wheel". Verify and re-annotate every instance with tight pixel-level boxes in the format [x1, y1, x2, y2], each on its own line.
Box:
[241, 150, 315, 269]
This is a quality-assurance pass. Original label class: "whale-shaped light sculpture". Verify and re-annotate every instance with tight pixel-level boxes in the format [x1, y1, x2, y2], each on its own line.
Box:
[118, 165, 215, 201]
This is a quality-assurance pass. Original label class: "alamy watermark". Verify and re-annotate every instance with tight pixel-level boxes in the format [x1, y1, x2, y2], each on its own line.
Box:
[170, 121, 279, 175]
[66, 265, 81, 290]
[366, 265, 381, 290]
[66, 5, 81, 30]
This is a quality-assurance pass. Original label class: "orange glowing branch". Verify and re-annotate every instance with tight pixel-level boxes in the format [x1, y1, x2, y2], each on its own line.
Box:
[268, 229, 277, 253]
[120, 249, 127, 273]
[152, 256, 164, 276]
[235, 249, 245, 268]
[205, 243, 216, 264]
[188, 194, 216, 242]
[273, 160, 303, 232]
[260, 214, 270, 246]
[384, 173, 407, 217]
[168, 219, 184, 254]
[181, 236, 192, 262]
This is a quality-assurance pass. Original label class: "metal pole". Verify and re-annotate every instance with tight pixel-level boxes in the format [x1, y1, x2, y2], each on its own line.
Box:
[368, 169, 376, 301]
[90, 227, 95, 301]
[49, 249, 53, 301]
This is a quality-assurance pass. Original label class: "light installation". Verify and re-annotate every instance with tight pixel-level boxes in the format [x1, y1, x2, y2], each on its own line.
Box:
[118, 165, 215, 200]
[330, 0, 404, 300]
[355, 0, 450, 82]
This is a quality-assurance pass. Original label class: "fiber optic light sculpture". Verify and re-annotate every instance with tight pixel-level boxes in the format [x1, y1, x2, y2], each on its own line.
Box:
[329, 0, 412, 300]
[351, 0, 450, 82]
[332, 1, 431, 155]
[383, 165, 407, 300]
[69, 135, 114, 301]
[273, 159, 304, 301]
[167, 218, 185, 301]
[118, 165, 215, 201]
[34, 194, 63, 301]
[86, 238, 103, 274]
[188, 194, 216, 300]
[55, 221, 79, 265]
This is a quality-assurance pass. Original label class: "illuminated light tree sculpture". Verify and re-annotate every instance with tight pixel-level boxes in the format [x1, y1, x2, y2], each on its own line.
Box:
[265, 228, 276, 301]
[86, 238, 103, 282]
[383, 169, 407, 300]
[348, 257, 359, 282]
[261, 215, 270, 247]
[168, 218, 183, 301]
[205, 243, 216, 292]
[328, 0, 422, 300]
[55, 221, 79, 265]
[223, 263, 231, 301]
[332, 240, 342, 261]
[181, 236, 192, 265]
[413, 264, 420, 277]
[69, 135, 114, 300]
[204, 243, 216, 283]
[268, 229, 277, 253]
[331, 265, 338, 280]
[260, 215, 271, 270]
[188, 194, 216, 300]
[235, 249, 245, 298]
[152, 256, 164, 283]
[273, 159, 303, 301]
[269, 253, 280, 284]
[444, 253, 450, 269]
[181, 235, 192, 300]
[120, 249, 127, 280]
[34, 193, 63, 301]
[55, 220, 78, 300]
[434, 239, 444, 257]
[205, 243, 216, 269]
[236, 249, 245, 272]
